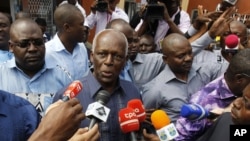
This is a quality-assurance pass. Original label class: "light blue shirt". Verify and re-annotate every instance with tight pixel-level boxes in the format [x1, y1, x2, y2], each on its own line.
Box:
[120, 61, 133, 82]
[45, 34, 89, 80]
[0, 50, 13, 63]
[0, 57, 73, 116]
[142, 62, 223, 123]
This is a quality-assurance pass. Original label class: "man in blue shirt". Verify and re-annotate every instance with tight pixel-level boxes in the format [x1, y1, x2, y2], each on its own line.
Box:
[46, 4, 89, 80]
[0, 89, 40, 141]
[53, 29, 141, 141]
[0, 12, 13, 63]
[0, 18, 73, 116]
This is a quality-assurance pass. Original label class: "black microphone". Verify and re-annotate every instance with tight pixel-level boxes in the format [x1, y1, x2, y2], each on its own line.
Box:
[85, 90, 111, 129]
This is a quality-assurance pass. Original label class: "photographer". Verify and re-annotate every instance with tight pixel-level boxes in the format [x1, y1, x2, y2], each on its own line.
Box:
[135, 0, 190, 52]
[84, 0, 129, 36]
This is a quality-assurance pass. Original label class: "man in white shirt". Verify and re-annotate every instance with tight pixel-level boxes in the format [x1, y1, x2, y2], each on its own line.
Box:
[84, 0, 129, 36]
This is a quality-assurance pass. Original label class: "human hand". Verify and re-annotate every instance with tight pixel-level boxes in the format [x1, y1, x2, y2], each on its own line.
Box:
[69, 124, 100, 141]
[193, 5, 223, 30]
[29, 98, 85, 141]
[208, 7, 235, 39]
[142, 129, 160, 141]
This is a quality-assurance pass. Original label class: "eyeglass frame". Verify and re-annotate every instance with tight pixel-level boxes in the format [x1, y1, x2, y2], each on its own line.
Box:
[9, 38, 45, 48]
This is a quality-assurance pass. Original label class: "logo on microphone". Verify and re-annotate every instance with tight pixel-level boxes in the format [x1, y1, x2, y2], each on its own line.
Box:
[159, 131, 168, 140]
[96, 107, 106, 116]
[125, 112, 137, 119]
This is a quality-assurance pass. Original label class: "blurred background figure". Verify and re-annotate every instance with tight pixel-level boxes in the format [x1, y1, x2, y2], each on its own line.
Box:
[139, 33, 157, 54]
[35, 17, 51, 42]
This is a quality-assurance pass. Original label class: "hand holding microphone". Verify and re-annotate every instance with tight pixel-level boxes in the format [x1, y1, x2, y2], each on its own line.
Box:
[45, 80, 83, 115]
[151, 110, 179, 141]
[29, 98, 85, 141]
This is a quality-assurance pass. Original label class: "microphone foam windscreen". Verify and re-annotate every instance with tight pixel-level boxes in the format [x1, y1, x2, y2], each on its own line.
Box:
[151, 110, 171, 130]
[119, 107, 140, 133]
[127, 99, 146, 122]
[225, 34, 239, 49]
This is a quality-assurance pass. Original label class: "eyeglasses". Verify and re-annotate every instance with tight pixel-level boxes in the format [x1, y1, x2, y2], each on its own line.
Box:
[10, 38, 44, 48]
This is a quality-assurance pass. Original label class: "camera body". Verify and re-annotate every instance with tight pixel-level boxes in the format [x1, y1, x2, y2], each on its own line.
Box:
[92, 0, 108, 12]
[143, 0, 164, 20]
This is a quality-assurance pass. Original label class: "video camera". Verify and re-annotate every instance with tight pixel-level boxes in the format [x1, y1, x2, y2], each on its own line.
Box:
[142, 0, 164, 20]
[91, 0, 108, 12]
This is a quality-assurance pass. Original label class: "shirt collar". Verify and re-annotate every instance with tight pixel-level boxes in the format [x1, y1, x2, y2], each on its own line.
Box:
[84, 71, 126, 98]
[6, 57, 55, 71]
[162, 63, 202, 83]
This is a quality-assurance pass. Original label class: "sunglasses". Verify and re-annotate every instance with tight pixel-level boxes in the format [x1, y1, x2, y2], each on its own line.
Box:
[10, 38, 44, 48]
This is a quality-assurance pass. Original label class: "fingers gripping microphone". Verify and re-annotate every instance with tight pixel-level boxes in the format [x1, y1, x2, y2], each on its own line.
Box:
[85, 90, 111, 129]
[119, 107, 140, 141]
[62, 80, 83, 102]
[127, 99, 146, 122]
[151, 110, 179, 141]
[225, 34, 239, 54]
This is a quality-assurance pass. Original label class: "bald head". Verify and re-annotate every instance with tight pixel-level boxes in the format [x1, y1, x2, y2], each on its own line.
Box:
[106, 19, 133, 37]
[162, 33, 190, 55]
[54, 4, 82, 31]
[10, 18, 42, 40]
[92, 29, 128, 55]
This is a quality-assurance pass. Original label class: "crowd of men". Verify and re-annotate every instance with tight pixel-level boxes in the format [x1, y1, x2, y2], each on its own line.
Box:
[1, 0, 250, 140]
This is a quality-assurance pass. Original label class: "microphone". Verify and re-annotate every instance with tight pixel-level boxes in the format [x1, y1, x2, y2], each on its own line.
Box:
[151, 110, 179, 141]
[127, 99, 146, 122]
[85, 90, 111, 129]
[62, 80, 83, 102]
[119, 107, 140, 141]
[180, 104, 220, 121]
[225, 34, 239, 54]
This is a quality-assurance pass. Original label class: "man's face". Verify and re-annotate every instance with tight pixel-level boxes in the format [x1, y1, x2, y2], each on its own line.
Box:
[221, 22, 248, 49]
[0, 13, 11, 49]
[9, 22, 45, 73]
[161, 0, 179, 16]
[68, 12, 85, 42]
[127, 32, 139, 59]
[231, 83, 250, 125]
[139, 35, 155, 54]
[163, 40, 193, 74]
[91, 32, 126, 86]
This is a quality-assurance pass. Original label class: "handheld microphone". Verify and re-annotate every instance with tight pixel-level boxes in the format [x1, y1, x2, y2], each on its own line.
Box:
[119, 107, 140, 141]
[180, 104, 219, 121]
[62, 80, 83, 102]
[85, 90, 111, 129]
[225, 34, 239, 54]
[151, 110, 179, 141]
[127, 99, 146, 122]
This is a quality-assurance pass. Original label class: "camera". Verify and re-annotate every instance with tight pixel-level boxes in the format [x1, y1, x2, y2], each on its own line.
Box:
[142, 0, 164, 20]
[92, 0, 108, 12]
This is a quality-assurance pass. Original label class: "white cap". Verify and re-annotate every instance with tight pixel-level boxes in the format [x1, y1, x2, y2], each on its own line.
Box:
[223, 0, 237, 5]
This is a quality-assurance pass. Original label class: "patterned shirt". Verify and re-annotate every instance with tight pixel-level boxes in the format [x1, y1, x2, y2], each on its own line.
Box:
[0, 57, 73, 116]
[175, 75, 236, 141]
